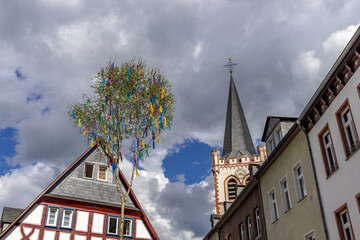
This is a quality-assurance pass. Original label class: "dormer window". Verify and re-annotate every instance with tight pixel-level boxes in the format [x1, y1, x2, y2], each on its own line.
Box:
[275, 129, 282, 144]
[98, 166, 107, 181]
[268, 139, 275, 154]
[84, 163, 94, 179]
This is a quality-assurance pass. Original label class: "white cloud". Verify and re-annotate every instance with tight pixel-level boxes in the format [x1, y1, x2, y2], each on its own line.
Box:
[291, 50, 321, 83]
[0, 163, 58, 211]
[323, 24, 359, 56]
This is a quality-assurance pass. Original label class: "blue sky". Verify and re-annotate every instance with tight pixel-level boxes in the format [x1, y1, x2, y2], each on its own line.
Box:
[0, 1, 359, 239]
[0, 127, 18, 175]
[163, 139, 216, 184]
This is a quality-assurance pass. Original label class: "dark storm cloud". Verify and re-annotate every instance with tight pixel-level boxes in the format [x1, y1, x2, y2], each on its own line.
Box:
[0, 0, 359, 239]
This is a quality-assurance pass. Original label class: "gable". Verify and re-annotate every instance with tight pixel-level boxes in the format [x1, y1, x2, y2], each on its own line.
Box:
[262, 117, 280, 142]
[45, 146, 138, 210]
[0, 145, 159, 239]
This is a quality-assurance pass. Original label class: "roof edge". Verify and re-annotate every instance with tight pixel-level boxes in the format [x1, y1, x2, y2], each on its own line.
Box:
[299, 26, 360, 122]
[0, 145, 96, 238]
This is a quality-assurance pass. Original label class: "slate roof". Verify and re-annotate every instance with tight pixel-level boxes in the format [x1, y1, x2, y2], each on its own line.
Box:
[261, 116, 297, 142]
[222, 73, 256, 159]
[1, 207, 24, 223]
[46, 146, 138, 210]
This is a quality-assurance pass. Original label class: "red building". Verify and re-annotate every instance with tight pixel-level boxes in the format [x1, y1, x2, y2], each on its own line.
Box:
[0, 145, 158, 240]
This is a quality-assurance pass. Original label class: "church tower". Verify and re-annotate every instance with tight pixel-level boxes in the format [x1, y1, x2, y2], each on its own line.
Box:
[211, 58, 267, 215]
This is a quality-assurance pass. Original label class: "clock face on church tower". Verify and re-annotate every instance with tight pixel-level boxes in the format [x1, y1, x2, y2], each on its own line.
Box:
[235, 168, 246, 180]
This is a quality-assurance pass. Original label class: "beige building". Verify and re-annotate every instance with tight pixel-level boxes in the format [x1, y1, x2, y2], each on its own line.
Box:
[259, 119, 327, 240]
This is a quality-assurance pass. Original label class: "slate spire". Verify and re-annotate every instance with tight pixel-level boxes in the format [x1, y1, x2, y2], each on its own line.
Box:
[222, 69, 256, 159]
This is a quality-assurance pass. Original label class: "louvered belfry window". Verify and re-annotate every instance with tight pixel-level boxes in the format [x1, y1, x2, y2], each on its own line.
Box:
[228, 179, 237, 200]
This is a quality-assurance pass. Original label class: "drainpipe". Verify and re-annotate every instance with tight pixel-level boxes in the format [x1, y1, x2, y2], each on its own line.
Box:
[298, 121, 329, 240]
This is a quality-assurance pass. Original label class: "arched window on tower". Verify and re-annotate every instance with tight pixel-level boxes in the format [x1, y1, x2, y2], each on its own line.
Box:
[228, 179, 237, 200]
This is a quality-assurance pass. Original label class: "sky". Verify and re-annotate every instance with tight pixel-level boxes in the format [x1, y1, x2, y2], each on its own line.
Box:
[0, 0, 359, 239]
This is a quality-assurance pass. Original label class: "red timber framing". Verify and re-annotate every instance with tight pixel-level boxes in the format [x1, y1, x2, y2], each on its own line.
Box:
[0, 145, 159, 240]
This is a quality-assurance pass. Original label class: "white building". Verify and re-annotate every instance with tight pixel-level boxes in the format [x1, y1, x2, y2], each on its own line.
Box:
[299, 27, 360, 239]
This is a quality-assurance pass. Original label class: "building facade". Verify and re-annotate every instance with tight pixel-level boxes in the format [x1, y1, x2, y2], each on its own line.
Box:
[0, 145, 158, 240]
[299, 26, 360, 239]
[259, 122, 326, 240]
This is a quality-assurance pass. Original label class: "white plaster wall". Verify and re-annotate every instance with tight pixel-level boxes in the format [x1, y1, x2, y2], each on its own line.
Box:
[29, 228, 39, 240]
[2, 226, 40, 240]
[75, 211, 89, 232]
[59, 232, 71, 240]
[308, 69, 360, 239]
[91, 237, 102, 240]
[136, 219, 151, 239]
[74, 235, 87, 240]
[2, 227, 22, 240]
[91, 213, 104, 234]
[43, 230, 56, 240]
[21, 204, 44, 225]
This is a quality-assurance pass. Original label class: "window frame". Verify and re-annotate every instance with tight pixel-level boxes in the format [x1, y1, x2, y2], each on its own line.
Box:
[318, 124, 339, 177]
[268, 138, 275, 154]
[334, 203, 355, 240]
[239, 223, 245, 240]
[246, 215, 252, 240]
[106, 214, 120, 236]
[122, 217, 134, 238]
[227, 178, 237, 200]
[268, 188, 279, 223]
[60, 208, 74, 230]
[304, 230, 315, 240]
[293, 162, 307, 201]
[275, 128, 282, 145]
[254, 207, 261, 236]
[45, 206, 60, 228]
[97, 165, 108, 182]
[336, 99, 359, 158]
[84, 163, 95, 179]
[356, 192, 360, 213]
[280, 176, 292, 213]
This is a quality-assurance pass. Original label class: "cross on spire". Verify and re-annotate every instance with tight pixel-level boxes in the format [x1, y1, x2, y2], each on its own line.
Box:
[224, 57, 238, 73]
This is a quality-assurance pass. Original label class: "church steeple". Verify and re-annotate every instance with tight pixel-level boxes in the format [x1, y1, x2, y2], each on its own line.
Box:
[222, 58, 256, 159]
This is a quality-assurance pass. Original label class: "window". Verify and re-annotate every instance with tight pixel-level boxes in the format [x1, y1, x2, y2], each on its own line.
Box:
[293, 163, 307, 201]
[123, 218, 133, 237]
[336, 101, 359, 157]
[305, 231, 315, 240]
[107, 215, 119, 236]
[98, 165, 107, 181]
[247, 216, 252, 240]
[61, 208, 74, 229]
[275, 129, 282, 144]
[318, 124, 339, 177]
[239, 223, 245, 240]
[268, 139, 275, 153]
[254, 208, 261, 236]
[45, 206, 60, 227]
[280, 177, 292, 212]
[84, 163, 94, 179]
[228, 179, 237, 200]
[320, 129, 338, 176]
[268, 189, 278, 222]
[335, 205, 354, 240]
